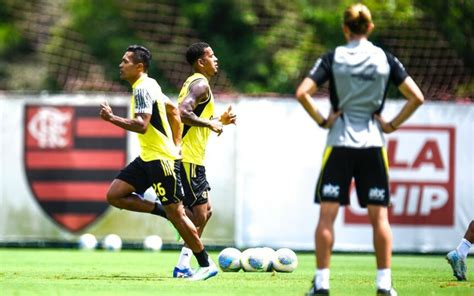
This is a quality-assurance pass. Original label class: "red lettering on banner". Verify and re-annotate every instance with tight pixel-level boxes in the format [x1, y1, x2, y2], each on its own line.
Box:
[344, 126, 455, 226]
[412, 140, 444, 169]
[387, 140, 408, 169]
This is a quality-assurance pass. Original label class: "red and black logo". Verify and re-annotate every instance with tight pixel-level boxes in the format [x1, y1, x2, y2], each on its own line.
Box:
[24, 105, 127, 232]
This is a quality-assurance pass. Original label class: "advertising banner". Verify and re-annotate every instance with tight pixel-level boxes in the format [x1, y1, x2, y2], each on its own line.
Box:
[1, 95, 472, 252]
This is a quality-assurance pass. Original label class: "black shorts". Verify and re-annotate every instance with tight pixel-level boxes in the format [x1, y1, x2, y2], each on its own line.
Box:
[180, 162, 211, 208]
[315, 147, 390, 207]
[116, 157, 184, 206]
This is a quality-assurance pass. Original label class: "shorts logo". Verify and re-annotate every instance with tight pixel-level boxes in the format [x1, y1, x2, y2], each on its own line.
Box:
[24, 105, 128, 232]
[322, 183, 340, 198]
[368, 188, 385, 201]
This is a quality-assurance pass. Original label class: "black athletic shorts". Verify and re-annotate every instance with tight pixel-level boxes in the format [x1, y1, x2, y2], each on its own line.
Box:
[180, 162, 211, 208]
[116, 157, 184, 205]
[315, 146, 390, 207]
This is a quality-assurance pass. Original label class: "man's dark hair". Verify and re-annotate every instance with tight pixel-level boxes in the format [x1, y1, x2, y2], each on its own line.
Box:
[127, 45, 151, 71]
[185, 42, 210, 66]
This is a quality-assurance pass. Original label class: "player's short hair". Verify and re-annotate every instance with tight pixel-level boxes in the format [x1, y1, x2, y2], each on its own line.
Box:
[186, 42, 210, 66]
[126, 45, 151, 71]
[343, 3, 372, 35]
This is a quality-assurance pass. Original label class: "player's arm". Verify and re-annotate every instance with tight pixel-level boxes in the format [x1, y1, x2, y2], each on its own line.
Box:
[295, 78, 340, 128]
[179, 79, 223, 134]
[376, 52, 424, 133]
[100, 101, 151, 134]
[378, 77, 424, 134]
[164, 95, 182, 146]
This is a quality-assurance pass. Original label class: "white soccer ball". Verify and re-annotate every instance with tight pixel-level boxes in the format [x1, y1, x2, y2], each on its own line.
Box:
[240, 248, 271, 272]
[261, 247, 277, 272]
[143, 235, 163, 251]
[273, 248, 298, 272]
[78, 233, 97, 250]
[218, 247, 242, 272]
[102, 234, 122, 251]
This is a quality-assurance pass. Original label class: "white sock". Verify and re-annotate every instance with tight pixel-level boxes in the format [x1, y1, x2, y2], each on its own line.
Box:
[376, 269, 392, 290]
[456, 238, 472, 260]
[176, 247, 192, 269]
[315, 269, 330, 290]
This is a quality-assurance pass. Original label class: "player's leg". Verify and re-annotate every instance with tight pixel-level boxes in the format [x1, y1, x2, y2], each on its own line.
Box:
[106, 179, 153, 212]
[107, 157, 168, 216]
[315, 202, 339, 291]
[174, 162, 212, 277]
[446, 220, 472, 281]
[355, 147, 396, 295]
[465, 220, 474, 242]
[173, 203, 212, 277]
[316, 202, 339, 269]
[164, 202, 217, 280]
[367, 205, 395, 296]
[307, 147, 351, 296]
[164, 202, 203, 252]
[157, 159, 217, 280]
[367, 206, 392, 269]
[187, 198, 212, 236]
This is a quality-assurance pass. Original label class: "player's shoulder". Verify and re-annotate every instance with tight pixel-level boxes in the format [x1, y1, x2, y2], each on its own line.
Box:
[135, 76, 162, 92]
[320, 49, 335, 61]
[187, 73, 209, 91]
[187, 73, 208, 86]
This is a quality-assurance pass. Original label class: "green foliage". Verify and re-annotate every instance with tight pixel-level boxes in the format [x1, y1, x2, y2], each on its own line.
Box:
[415, 0, 474, 71]
[0, 1, 23, 57]
[178, 0, 421, 94]
[0, 0, 471, 94]
[63, 0, 173, 91]
[65, 0, 133, 86]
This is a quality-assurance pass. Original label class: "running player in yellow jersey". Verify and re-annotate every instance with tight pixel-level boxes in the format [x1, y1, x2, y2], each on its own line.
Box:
[173, 42, 236, 277]
[99, 45, 217, 281]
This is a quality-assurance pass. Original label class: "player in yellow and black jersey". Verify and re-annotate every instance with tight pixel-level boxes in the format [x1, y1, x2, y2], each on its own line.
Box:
[173, 42, 236, 278]
[100, 45, 218, 281]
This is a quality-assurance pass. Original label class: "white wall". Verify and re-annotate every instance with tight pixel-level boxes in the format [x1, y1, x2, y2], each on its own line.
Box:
[1, 94, 472, 252]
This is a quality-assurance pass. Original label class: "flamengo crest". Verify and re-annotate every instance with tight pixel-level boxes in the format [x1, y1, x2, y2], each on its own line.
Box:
[24, 105, 127, 232]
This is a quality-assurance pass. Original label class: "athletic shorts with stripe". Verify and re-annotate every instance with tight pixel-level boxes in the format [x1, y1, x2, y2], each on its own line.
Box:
[116, 157, 184, 206]
[315, 147, 390, 207]
[180, 162, 211, 208]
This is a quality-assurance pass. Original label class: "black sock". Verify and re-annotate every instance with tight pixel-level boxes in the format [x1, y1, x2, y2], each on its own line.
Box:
[150, 202, 168, 219]
[193, 249, 210, 267]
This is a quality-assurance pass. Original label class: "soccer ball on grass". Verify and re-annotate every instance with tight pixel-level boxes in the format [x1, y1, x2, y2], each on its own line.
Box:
[102, 234, 122, 251]
[218, 247, 242, 272]
[273, 248, 298, 272]
[143, 235, 163, 251]
[240, 248, 271, 272]
[78, 233, 97, 250]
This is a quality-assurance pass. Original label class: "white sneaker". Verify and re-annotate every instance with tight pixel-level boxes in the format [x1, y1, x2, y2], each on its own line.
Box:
[189, 259, 218, 281]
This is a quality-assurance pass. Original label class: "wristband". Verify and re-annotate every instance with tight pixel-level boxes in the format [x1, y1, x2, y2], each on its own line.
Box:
[318, 119, 328, 127]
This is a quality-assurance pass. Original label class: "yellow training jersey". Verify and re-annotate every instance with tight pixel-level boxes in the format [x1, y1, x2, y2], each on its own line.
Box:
[131, 74, 179, 162]
[177, 73, 214, 165]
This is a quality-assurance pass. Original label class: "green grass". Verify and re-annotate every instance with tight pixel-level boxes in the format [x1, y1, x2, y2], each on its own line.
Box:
[0, 249, 472, 295]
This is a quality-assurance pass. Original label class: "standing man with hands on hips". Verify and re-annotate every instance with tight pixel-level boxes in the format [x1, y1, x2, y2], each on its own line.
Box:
[296, 4, 424, 295]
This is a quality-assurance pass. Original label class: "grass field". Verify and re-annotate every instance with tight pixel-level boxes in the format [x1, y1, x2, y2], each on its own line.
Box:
[0, 249, 472, 295]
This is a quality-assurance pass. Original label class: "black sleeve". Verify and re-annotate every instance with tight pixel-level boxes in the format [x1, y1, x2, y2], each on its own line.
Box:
[308, 52, 333, 87]
[385, 51, 408, 86]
